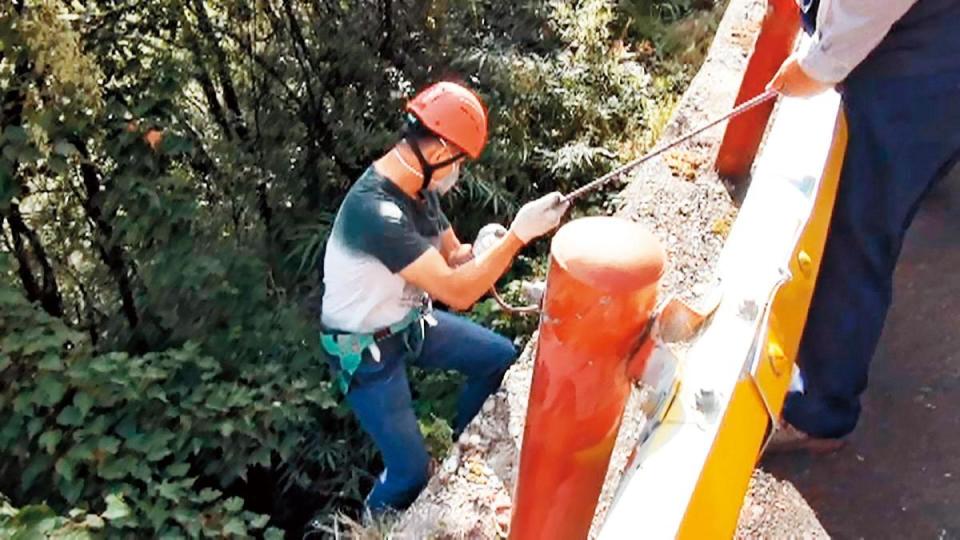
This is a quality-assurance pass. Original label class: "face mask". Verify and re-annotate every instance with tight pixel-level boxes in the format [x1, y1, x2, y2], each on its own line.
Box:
[429, 139, 460, 194]
[435, 162, 460, 195]
[402, 137, 464, 196]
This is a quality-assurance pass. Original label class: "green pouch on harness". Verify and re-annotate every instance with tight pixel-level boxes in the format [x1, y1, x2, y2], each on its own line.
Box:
[321, 308, 426, 394]
[321, 333, 375, 394]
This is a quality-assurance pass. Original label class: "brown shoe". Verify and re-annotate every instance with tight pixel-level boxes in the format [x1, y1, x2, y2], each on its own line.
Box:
[764, 421, 846, 455]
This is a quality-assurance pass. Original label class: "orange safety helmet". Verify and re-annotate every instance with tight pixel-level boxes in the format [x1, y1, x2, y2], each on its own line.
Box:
[406, 81, 489, 159]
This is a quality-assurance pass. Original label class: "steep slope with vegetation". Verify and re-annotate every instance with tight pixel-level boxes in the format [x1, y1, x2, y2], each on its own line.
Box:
[1, 0, 723, 535]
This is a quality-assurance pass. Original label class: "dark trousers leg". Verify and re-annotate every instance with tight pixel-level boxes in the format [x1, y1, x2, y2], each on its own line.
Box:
[784, 70, 960, 438]
[413, 311, 517, 436]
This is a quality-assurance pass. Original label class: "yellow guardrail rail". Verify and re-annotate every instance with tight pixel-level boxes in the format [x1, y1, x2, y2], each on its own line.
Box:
[599, 89, 848, 539]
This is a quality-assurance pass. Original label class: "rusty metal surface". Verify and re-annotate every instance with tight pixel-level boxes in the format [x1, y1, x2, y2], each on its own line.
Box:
[715, 0, 800, 181]
[509, 217, 664, 540]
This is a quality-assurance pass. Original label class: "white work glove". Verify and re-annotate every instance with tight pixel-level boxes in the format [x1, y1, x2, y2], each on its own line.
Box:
[509, 192, 569, 244]
[472, 223, 508, 258]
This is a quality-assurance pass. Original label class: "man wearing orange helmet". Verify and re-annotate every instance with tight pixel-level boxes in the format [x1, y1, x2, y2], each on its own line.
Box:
[317, 81, 568, 516]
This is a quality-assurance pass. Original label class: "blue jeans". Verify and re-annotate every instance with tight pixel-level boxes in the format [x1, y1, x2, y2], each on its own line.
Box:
[783, 69, 960, 438]
[334, 311, 516, 513]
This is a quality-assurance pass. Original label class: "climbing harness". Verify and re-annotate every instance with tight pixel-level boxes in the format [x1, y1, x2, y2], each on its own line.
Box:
[492, 90, 779, 314]
[321, 296, 438, 394]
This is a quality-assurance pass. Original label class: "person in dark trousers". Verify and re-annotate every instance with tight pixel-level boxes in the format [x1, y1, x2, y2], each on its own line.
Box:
[309, 81, 569, 526]
[767, 0, 960, 451]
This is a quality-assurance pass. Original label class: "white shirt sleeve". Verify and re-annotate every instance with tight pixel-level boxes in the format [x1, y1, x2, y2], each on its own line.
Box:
[798, 0, 919, 83]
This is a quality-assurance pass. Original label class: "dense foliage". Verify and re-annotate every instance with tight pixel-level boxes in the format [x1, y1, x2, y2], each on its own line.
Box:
[1, 0, 721, 535]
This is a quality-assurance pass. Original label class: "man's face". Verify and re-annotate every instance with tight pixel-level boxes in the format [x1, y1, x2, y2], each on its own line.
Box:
[426, 138, 466, 193]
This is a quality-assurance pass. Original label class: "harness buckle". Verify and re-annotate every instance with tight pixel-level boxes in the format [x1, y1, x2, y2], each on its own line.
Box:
[420, 294, 438, 327]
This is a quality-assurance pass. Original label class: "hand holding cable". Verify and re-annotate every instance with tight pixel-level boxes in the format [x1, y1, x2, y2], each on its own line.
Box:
[509, 192, 570, 243]
[475, 193, 569, 314]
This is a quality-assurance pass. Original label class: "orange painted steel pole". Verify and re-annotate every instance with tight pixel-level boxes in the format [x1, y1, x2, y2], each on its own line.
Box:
[715, 0, 800, 181]
[509, 216, 666, 540]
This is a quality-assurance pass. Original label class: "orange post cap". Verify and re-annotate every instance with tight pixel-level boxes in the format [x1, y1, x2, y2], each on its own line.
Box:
[551, 216, 666, 293]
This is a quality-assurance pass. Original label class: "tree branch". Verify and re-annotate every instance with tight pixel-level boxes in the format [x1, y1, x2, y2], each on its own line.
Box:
[191, 0, 250, 141]
[380, 0, 394, 58]
[279, 0, 318, 107]
[0, 23, 63, 318]
[3, 213, 41, 305]
[5, 204, 64, 317]
[195, 60, 233, 139]
[212, 22, 301, 108]
[71, 138, 141, 331]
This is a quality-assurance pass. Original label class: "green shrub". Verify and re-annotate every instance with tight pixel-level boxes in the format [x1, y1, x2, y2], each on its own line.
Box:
[1, 492, 132, 539]
[1, 256, 317, 536]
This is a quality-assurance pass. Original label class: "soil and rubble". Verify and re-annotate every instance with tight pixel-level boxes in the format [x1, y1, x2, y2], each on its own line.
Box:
[387, 0, 829, 537]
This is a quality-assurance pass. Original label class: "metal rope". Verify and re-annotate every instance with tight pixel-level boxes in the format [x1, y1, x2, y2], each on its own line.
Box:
[494, 89, 779, 314]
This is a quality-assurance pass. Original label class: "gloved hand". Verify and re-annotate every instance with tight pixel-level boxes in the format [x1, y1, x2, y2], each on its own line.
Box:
[509, 192, 569, 244]
[472, 223, 508, 258]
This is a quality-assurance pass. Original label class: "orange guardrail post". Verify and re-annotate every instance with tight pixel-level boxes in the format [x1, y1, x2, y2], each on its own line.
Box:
[715, 0, 800, 181]
[509, 216, 665, 540]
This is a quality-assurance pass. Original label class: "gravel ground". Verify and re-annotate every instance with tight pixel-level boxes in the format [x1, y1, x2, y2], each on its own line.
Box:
[387, 0, 829, 537]
[736, 471, 829, 539]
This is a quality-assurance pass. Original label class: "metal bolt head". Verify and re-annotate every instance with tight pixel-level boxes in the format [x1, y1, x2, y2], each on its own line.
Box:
[696, 388, 719, 415]
[767, 341, 788, 375]
[797, 250, 813, 277]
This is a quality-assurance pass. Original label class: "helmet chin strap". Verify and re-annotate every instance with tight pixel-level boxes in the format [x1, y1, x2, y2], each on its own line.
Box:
[402, 138, 463, 195]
